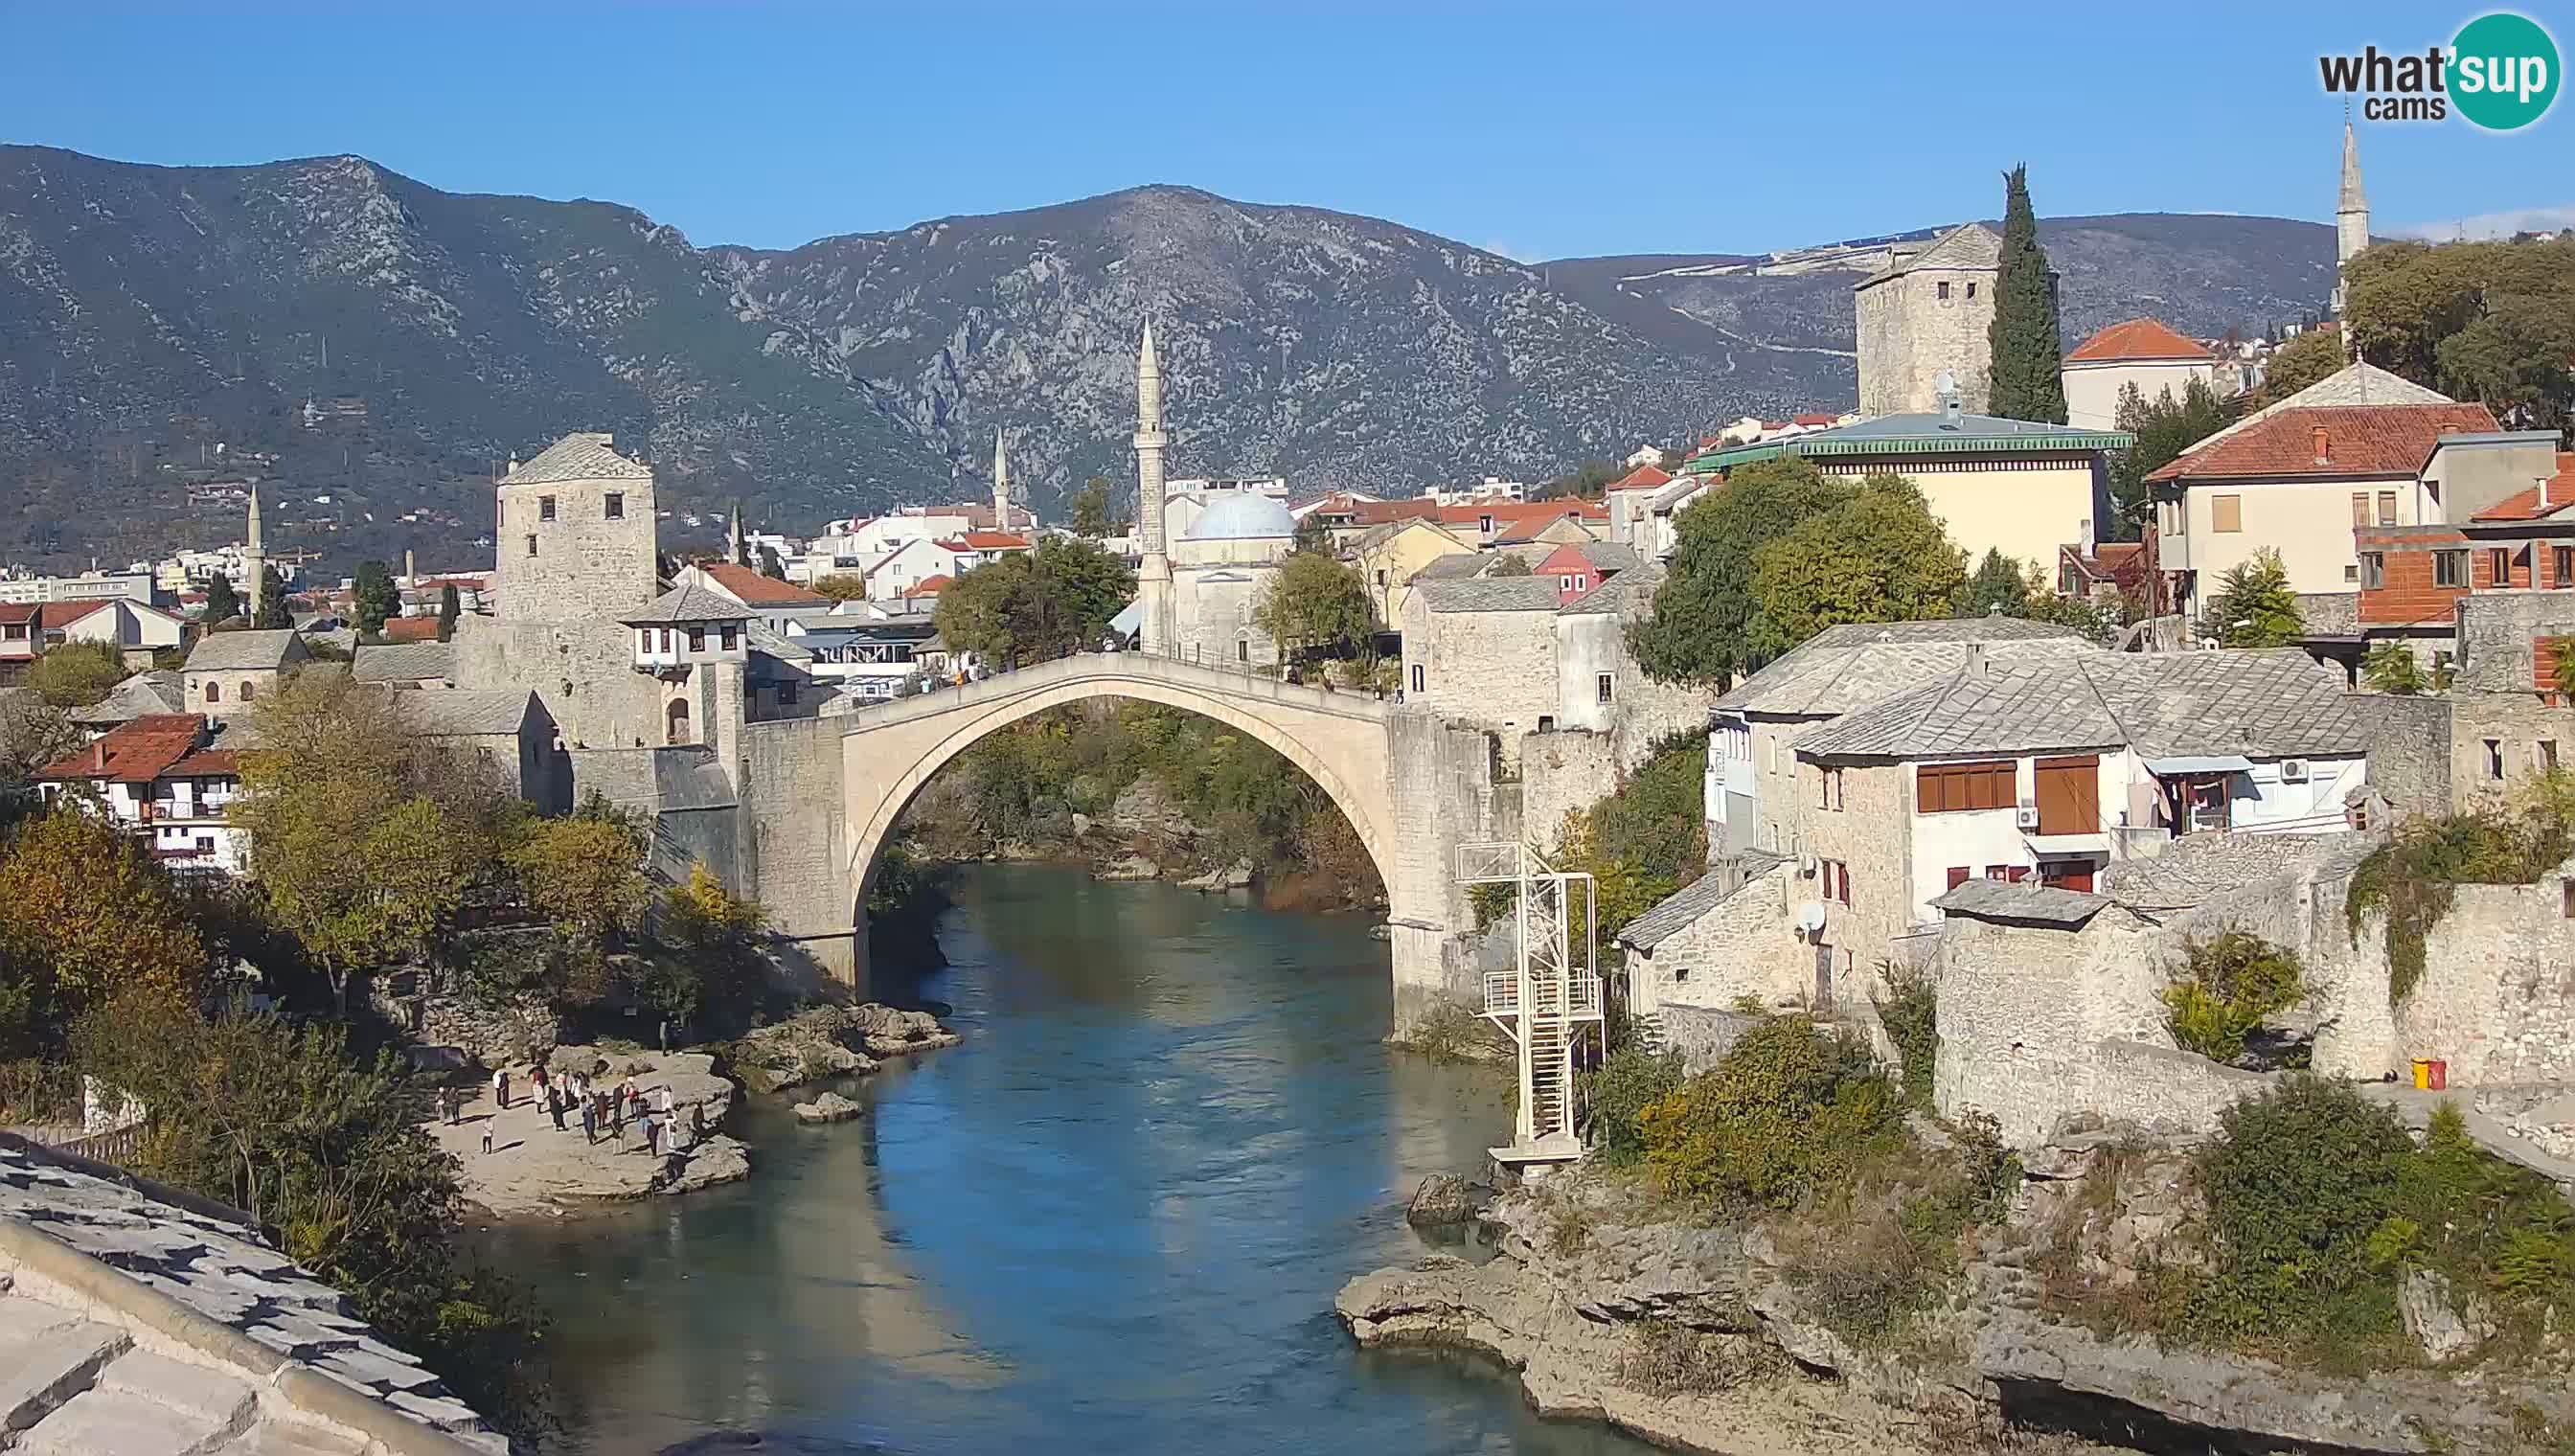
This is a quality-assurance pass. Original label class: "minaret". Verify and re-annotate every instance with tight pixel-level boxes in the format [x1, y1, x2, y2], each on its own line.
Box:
[1132, 322, 1174, 654]
[242, 483, 266, 623]
[991, 429, 1013, 533]
[2332, 121, 2369, 329]
[727, 500, 746, 565]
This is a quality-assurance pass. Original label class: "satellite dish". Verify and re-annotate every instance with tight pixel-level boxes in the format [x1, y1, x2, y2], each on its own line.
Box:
[1934, 368, 1958, 398]
[1796, 902, 1829, 934]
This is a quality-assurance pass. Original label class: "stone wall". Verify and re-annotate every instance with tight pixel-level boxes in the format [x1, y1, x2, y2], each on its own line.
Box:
[494, 466, 658, 626]
[1799, 760, 1913, 989]
[2401, 869, 2575, 1084]
[453, 614, 664, 753]
[2454, 589, 2575, 693]
[736, 716, 852, 944]
[2350, 693, 2455, 819]
[1516, 729, 1620, 853]
[1635, 861, 1808, 1017]
[2443, 691, 2575, 809]
[1386, 707, 1517, 1019]
[1856, 267, 1994, 417]
[1656, 1003, 1758, 1071]
[1399, 596, 1561, 761]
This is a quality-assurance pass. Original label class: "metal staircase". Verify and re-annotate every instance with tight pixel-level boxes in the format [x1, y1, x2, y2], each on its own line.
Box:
[1459, 840, 1604, 1165]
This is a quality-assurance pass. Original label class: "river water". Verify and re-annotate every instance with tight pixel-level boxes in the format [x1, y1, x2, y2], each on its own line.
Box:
[479, 864, 1658, 1455]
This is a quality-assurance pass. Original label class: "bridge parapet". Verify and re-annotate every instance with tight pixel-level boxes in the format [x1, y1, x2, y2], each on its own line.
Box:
[833, 650, 1394, 734]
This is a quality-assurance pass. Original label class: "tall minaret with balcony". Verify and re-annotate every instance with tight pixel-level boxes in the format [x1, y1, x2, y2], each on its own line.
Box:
[1133, 322, 1174, 653]
[991, 429, 1014, 533]
[2332, 121, 2369, 332]
[242, 484, 267, 623]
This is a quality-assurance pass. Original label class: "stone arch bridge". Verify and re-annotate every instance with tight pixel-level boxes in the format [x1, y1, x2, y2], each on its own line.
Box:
[824, 652, 1468, 1025]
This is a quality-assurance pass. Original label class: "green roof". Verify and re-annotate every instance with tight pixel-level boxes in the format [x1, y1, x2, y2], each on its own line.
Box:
[1682, 412, 2133, 476]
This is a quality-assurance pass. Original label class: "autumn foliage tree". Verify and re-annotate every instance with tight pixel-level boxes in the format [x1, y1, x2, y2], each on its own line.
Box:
[0, 809, 205, 1055]
[503, 799, 652, 946]
[26, 639, 129, 707]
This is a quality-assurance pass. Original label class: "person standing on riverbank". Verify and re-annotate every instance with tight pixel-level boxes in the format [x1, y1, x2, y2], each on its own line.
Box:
[490, 1066, 510, 1110]
[580, 1093, 597, 1145]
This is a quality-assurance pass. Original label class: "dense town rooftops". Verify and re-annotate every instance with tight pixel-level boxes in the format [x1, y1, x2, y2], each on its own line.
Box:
[1683, 411, 2133, 475]
[503, 430, 650, 485]
[1411, 554, 1500, 582]
[941, 531, 1033, 551]
[70, 670, 183, 726]
[1414, 577, 1568, 613]
[1793, 648, 2372, 763]
[624, 579, 754, 626]
[1559, 562, 1664, 615]
[34, 713, 211, 784]
[1714, 618, 2094, 718]
[1929, 876, 2111, 927]
[2064, 317, 2216, 364]
[1603, 463, 1673, 493]
[2146, 403, 2501, 484]
[379, 616, 441, 643]
[181, 628, 305, 673]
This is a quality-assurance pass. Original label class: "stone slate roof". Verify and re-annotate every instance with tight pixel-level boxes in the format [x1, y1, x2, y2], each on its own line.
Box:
[352, 640, 456, 685]
[1568, 540, 1642, 572]
[183, 628, 305, 673]
[399, 689, 538, 739]
[0, 1136, 504, 1453]
[69, 669, 182, 726]
[1618, 853, 1787, 949]
[1795, 648, 2373, 762]
[1715, 618, 2095, 718]
[624, 579, 753, 626]
[1857, 222, 2001, 286]
[1410, 553, 1498, 581]
[1561, 563, 1666, 616]
[1415, 577, 1565, 613]
[1930, 877, 2110, 927]
[505, 431, 649, 485]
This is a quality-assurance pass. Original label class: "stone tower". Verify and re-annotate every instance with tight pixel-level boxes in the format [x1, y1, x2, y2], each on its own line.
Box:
[241, 483, 266, 622]
[1853, 222, 2004, 417]
[1133, 322, 1174, 653]
[991, 428, 1013, 532]
[2332, 121, 2370, 325]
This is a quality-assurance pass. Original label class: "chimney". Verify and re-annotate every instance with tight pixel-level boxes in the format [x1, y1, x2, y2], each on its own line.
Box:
[2312, 426, 2331, 465]
[91, 739, 105, 771]
[2079, 515, 2096, 557]
[1944, 393, 1962, 429]
[1966, 642, 1989, 678]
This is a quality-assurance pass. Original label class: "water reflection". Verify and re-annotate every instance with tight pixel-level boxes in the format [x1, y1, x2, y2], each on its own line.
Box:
[480, 865, 1650, 1455]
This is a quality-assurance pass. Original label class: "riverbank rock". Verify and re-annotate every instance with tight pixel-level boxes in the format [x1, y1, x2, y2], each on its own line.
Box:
[847, 1003, 964, 1058]
[1108, 779, 1199, 845]
[1404, 1173, 1477, 1227]
[1070, 811, 1094, 838]
[1181, 859, 1254, 892]
[793, 1092, 862, 1125]
[731, 1003, 961, 1092]
[1102, 855, 1160, 881]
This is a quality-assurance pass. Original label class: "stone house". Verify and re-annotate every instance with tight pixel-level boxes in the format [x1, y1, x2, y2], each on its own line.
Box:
[180, 628, 311, 719]
[2060, 317, 2223, 432]
[1676, 410, 2131, 583]
[1855, 222, 2006, 417]
[1399, 577, 1564, 751]
[1532, 539, 1638, 606]
[1601, 463, 1672, 548]
[684, 560, 834, 631]
[352, 639, 457, 689]
[399, 688, 570, 815]
[67, 670, 183, 736]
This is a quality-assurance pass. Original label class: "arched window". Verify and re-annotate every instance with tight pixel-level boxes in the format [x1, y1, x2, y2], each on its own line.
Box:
[239, 681, 256, 702]
[666, 697, 692, 746]
[205, 681, 220, 703]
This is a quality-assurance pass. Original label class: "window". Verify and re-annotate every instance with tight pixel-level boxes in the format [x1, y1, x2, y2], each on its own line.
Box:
[2494, 547, 2515, 585]
[1985, 864, 2013, 881]
[1478, 514, 1493, 535]
[1595, 672, 1614, 705]
[687, 626, 706, 652]
[195, 835, 213, 853]
[1410, 664, 1424, 694]
[2377, 490, 2398, 527]
[1917, 762, 2014, 812]
[238, 682, 254, 701]
[2556, 546, 2573, 588]
[1235, 639, 1249, 663]
[719, 625, 739, 650]
[1560, 576, 1575, 591]
[2543, 740, 2561, 772]
[1537, 715, 1555, 733]
[2351, 492, 2372, 528]
[526, 534, 538, 557]
[1946, 866, 1971, 890]
[779, 681, 799, 707]
[204, 681, 220, 703]
[1937, 281, 1952, 301]
[539, 495, 557, 522]
[2435, 550, 2467, 587]
[1966, 282, 1977, 300]
[2360, 553, 2384, 590]
[605, 491, 624, 520]
[2345, 564, 2359, 582]
[1818, 859, 1851, 906]
[1820, 766, 1845, 811]
[2211, 494, 2243, 533]
[2487, 739, 2506, 782]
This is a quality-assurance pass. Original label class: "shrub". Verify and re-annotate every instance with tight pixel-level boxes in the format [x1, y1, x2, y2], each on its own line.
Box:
[2350, 794, 2574, 1006]
[1404, 997, 1505, 1063]
[2161, 932, 2302, 1063]
[1636, 1016, 1899, 1213]
[1580, 1048, 1683, 1165]
[1613, 1320, 1776, 1396]
[1791, 1113, 2019, 1348]
[1874, 958, 1938, 1110]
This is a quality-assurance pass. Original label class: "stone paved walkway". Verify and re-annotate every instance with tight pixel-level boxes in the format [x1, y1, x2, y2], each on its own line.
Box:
[424, 1048, 748, 1219]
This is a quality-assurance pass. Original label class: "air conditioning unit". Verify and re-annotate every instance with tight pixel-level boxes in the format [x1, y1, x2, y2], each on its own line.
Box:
[2015, 806, 2041, 830]
[2280, 759, 2311, 783]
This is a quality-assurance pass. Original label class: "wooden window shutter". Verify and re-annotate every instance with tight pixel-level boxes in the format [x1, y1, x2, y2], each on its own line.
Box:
[2212, 495, 2243, 533]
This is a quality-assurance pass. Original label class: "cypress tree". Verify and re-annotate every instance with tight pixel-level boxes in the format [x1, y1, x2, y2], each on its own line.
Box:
[1986, 164, 2067, 423]
[436, 583, 461, 641]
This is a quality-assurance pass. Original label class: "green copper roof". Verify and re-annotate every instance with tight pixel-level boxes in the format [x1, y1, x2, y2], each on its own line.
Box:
[1682, 413, 2133, 475]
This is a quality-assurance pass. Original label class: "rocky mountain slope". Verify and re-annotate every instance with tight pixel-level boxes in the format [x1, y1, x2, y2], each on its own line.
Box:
[0, 145, 2338, 571]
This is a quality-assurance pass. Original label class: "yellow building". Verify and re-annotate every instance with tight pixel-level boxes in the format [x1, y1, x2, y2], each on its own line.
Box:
[1675, 411, 2132, 580]
[1351, 516, 1474, 626]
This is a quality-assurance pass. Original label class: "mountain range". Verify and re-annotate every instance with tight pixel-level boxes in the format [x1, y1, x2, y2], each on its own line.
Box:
[0, 145, 2343, 572]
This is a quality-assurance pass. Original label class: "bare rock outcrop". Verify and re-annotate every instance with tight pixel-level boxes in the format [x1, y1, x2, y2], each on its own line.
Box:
[731, 1004, 960, 1093]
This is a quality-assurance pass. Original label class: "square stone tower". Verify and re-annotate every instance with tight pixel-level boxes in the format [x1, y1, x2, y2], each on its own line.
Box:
[495, 432, 659, 625]
[1854, 223, 2004, 416]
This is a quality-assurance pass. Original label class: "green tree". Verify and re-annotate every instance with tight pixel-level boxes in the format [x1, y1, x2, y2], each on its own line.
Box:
[2248, 328, 2345, 409]
[2106, 375, 2231, 541]
[1069, 476, 1119, 538]
[352, 559, 399, 634]
[1486, 553, 1534, 577]
[758, 544, 787, 580]
[2361, 641, 2428, 695]
[2347, 235, 2575, 425]
[1746, 474, 1970, 659]
[0, 694, 80, 823]
[1253, 550, 1375, 663]
[2202, 547, 2304, 648]
[934, 536, 1136, 663]
[1986, 164, 2067, 423]
[25, 639, 128, 707]
[810, 574, 869, 602]
[1291, 510, 1333, 556]
[1964, 548, 2030, 617]
[435, 583, 460, 642]
[1538, 458, 1623, 500]
[252, 565, 291, 628]
[650, 861, 768, 1031]
[1629, 459, 1849, 685]
[202, 574, 240, 626]
[0, 810, 206, 1053]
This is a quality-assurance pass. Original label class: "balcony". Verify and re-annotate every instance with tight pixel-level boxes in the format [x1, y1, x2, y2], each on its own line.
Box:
[1481, 971, 1605, 1021]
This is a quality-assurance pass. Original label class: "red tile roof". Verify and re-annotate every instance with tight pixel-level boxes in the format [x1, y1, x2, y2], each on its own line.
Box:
[167, 749, 239, 778]
[0, 603, 36, 626]
[2470, 453, 2575, 522]
[2065, 318, 2216, 364]
[2147, 404, 2502, 483]
[902, 575, 951, 599]
[1605, 464, 1673, 492]
[698, 561, 832, 607]
[34, 601, 111, 628]
[380, 616, 442, 642]
[1349, 499, 1442, 527]
[946, 531, 1032, 551]
[34, 714, 210, 785]
[1791, 412, 1839, 427]
[1434, 500, 1607, 530]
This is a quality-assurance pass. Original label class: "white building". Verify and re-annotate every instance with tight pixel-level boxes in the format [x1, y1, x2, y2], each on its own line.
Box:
[33, 713, 249, 878]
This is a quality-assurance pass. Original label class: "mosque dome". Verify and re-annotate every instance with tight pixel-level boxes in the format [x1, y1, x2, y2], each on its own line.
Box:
[1183, 491, 1296, 541]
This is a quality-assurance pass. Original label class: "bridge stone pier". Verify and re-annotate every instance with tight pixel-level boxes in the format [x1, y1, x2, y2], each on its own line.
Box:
[827, 652, 1491, 1031]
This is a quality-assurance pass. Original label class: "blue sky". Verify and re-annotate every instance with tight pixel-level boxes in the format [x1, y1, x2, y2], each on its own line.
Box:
[2, 2, 2564, 259]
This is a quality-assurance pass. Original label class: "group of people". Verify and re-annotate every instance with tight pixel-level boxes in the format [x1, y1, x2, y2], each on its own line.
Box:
[445, 1058, 710, 1159]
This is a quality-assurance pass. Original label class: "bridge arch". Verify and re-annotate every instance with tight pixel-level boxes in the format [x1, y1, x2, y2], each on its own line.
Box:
[839, 654, 1403, 907]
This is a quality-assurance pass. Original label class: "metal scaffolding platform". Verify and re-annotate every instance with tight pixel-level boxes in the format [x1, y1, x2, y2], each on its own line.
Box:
[1456, 839, 1604, 1166]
